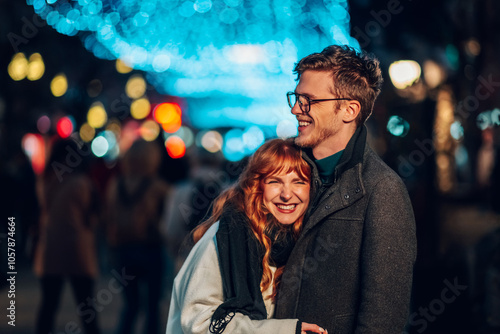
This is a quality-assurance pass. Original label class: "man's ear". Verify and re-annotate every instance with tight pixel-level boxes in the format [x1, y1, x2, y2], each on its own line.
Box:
[342, 100, 361, 123]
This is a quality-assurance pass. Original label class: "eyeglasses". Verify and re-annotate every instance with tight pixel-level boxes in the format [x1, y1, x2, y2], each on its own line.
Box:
[286, 91, 352, 114]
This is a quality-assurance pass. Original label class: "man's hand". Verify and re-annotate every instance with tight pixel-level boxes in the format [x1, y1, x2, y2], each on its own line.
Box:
[301, 322, 328, 334]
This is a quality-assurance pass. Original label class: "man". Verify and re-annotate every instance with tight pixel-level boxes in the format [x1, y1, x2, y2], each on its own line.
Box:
[274, 45, 417, 333]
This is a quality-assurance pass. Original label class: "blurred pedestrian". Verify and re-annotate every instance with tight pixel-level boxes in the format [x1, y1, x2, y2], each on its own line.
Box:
[161, 147, 229, 273]
[34, 138, 100, 334]
[106, 139, 170, 334]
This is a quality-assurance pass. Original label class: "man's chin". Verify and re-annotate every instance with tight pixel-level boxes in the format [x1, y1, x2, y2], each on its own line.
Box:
[294, 135, 314, 148]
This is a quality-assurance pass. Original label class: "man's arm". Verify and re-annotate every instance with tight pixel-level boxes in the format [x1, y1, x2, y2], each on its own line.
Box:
[356, 175, 417, 334]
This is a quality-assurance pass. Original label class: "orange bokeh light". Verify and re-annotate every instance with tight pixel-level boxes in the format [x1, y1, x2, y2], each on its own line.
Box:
[161, 114, 182, 133]
[153, 103, 182, 133]
[165, 136, 186, 159]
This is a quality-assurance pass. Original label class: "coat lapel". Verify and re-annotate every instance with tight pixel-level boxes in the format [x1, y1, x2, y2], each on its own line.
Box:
[301, 163, 365, 237]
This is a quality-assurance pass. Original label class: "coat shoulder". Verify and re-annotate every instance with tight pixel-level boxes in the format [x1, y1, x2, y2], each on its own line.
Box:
[362, 146, 406, 190]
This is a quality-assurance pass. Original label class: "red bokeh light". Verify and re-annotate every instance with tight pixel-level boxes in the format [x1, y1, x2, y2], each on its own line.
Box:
[56, 116, 74, 138]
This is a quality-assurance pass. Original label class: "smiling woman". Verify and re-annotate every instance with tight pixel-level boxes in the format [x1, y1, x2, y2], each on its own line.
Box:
[261, 172, 310, 226]
[166, 138, 327, 334]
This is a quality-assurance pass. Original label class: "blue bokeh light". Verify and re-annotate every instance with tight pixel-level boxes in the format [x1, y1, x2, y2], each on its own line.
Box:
[29, 0, 359, 130]
[387, 115, 410, 137]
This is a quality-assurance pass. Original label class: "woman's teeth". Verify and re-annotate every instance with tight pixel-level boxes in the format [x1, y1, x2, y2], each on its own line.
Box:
[276, 204, 296, 210]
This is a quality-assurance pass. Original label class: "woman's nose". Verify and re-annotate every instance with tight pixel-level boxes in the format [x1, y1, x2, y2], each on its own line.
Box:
[280, 185, 293, 201]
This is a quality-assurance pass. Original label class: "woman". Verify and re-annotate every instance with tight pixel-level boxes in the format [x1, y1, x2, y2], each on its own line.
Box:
[166, 139, 327, 334]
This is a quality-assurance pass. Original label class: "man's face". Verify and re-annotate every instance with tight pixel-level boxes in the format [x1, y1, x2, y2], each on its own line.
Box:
[291, 70, 343, 151]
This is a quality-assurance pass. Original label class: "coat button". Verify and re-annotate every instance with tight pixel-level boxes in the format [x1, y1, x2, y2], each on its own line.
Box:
[355, 187, 360, 193]
[344, 194, 350, 199]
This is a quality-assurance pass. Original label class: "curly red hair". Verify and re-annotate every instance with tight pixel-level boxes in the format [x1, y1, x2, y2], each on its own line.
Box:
[193, 138, 311, 299]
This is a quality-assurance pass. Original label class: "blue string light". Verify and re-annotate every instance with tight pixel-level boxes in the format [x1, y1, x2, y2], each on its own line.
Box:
[29, 0, 359, 130]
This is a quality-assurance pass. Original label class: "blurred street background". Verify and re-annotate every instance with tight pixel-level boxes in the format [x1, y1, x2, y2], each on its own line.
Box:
[1, 0, 499, 333]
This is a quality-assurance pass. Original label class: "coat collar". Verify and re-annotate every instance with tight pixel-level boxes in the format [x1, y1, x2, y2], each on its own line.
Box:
[300, 125, 368, 235]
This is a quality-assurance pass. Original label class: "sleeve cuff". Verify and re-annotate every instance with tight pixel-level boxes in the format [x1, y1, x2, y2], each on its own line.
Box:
[295, 320, 302, 334]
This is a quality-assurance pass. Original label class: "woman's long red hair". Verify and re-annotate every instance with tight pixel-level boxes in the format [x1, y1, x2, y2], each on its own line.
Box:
[193, 138, 311, 299]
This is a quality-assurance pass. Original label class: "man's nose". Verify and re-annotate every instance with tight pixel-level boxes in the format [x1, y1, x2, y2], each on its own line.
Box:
[290, 101, 303, 115]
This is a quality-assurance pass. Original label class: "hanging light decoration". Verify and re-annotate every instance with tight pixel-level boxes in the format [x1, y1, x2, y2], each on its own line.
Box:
[28, 0, 359, 128]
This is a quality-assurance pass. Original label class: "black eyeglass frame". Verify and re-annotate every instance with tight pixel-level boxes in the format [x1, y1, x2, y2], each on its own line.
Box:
[286, 91, 352, 114]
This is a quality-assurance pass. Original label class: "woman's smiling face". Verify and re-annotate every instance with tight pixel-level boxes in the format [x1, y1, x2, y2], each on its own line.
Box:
[261, 170, 310, 225]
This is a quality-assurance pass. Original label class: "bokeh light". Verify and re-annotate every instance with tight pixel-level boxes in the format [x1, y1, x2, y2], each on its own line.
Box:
[389, 60, 421, 89]
[101, 130, 119, 160]
[130, 97, 151, 119]
[37, 115, 51, 134]
[450, 121, 464, 141]
[173, 126, 195, 148]
[387, 115, 410, 137]
[28, 0, 359, 130]
[87, 102, 108, 128]
[27, 53, 45, 81]
[423, 60, 446, 89]
[276, 119, 298, 138]
[154, 102, 182, 133]
[22, 133, 46, 175]
[223, 128, 245, 161]
[165, 135, 186, 159]
[56, 116, 75, 138]
[116, 58, 133, 74]
[465, 38, 481, 57]
[139, 119, 160, 141]
[51, 73, 68, 97]
[8, 53, 29, 81]
[200, 130, 223, 153]
[125, 74, 147, 99]
[242, 125, 265, 153]
[80, 122, 96, 142]
[106, 120, 122, 139]
[91, 135, 109, 157]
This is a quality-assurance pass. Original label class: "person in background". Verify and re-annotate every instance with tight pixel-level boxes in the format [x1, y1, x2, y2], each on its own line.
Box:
[106, 139, 170, 334]
[274, 45, 417, 333]
[34, 139, 100, 334]
[166, 138, 326, 334]
[161, 147, 229, 274]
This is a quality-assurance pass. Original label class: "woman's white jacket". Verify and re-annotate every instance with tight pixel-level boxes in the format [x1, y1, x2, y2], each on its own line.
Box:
[166, 222, 299, 334]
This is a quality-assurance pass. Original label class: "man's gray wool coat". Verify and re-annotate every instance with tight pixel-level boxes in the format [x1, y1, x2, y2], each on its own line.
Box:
[275, 125, 417, 334]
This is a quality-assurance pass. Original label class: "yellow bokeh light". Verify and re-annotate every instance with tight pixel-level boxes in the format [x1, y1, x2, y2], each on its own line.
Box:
[80, 123, 96, 142]
[8, 53, 28, 81]
[51, 73, 68, 97]
[140, 120, 160, 142]
[87, 102, 108, 128]
[125, 74, 146, 99]
[106, 120, 122, 138]
[116, 58, 133, 74]
[27, 53, 45, 81]
[389, 60, 421, 89]
[131, 97, 151, 119]
[423, 60, 446, 90]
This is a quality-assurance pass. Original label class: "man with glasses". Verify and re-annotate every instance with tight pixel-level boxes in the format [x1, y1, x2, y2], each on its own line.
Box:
[275, 45, 417, 333]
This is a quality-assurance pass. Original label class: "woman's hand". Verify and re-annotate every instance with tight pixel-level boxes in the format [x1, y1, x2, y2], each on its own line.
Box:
[301, 322, 328, 334]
